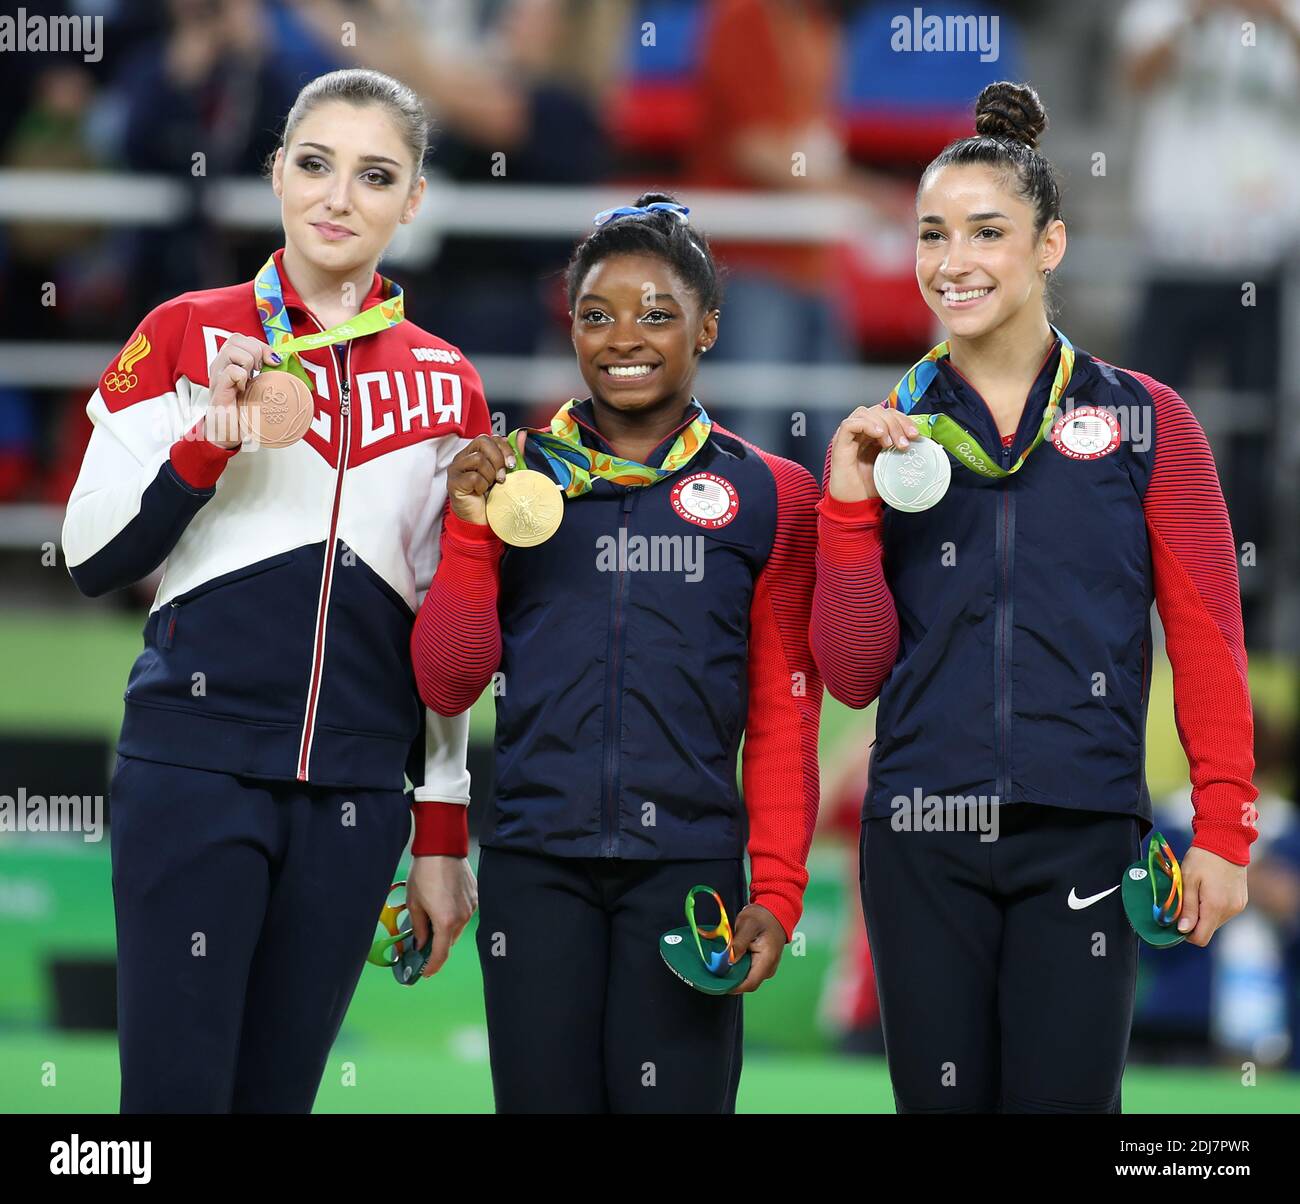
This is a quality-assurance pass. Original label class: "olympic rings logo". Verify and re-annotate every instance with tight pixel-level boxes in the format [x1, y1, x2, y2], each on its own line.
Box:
[103, 329, 151, 394]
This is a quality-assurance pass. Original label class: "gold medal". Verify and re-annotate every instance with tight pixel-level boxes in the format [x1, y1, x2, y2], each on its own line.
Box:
[486, 468, 564, 547]
[240, 370, 315, 449]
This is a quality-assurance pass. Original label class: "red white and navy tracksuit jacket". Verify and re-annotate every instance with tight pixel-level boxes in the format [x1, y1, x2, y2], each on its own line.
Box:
[411, 404, 823, 939]
[62, 247, 488, 854]
[811, 344, 1259, 865]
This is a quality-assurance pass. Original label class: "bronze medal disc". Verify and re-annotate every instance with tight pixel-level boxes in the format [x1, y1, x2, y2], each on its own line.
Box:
[486, 469, 564, 547]
[240, 370, 315, 449]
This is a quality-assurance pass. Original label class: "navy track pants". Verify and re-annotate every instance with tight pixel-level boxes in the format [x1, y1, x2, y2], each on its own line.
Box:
[475, 845, 746, 1113]
[861, 802, 1140, 1113]
[109, 754, 410, 1113]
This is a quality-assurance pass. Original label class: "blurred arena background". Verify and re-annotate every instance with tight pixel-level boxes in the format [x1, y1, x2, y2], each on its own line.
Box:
[0, 0, 1298, 1112]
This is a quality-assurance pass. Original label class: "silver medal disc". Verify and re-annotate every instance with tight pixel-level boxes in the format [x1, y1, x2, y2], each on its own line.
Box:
[873, 437, 952, 513]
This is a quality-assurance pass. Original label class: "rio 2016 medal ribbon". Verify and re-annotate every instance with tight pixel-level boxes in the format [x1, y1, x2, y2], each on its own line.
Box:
[873, 325, 1079, 510]
[873, 436, 952, 512]
[366, 881, 434, 986]
[660, 884, 752, 995]
[238, 254, 406, 449]
[486, 468, 565, 547]
[490, 396, 715, 545]
[1122, 831, 1186, 949]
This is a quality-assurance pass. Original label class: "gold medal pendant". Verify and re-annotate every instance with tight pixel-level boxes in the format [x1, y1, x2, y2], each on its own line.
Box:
[486, 468, 564, 547]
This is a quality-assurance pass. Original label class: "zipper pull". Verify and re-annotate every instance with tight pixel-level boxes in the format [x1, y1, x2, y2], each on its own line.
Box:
[340, 381, 351, 415]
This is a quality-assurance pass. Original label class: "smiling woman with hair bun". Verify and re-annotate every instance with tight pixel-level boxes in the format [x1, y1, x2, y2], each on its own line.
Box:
[812, 81, 1256, 1114]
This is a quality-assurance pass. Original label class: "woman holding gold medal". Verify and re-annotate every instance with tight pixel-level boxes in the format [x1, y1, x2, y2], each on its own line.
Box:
[811, 82, 1257, 1113]
[61, 70, 484, 1112]
[412, 193, 823, 1113]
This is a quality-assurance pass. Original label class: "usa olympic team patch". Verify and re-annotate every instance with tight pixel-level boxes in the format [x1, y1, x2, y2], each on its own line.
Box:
[671, 472, 739, 529]
[1050, 405, 1121, 460]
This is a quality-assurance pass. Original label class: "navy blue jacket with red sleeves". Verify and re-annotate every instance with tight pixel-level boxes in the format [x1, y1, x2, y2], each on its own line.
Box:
[811, 342, 1258, 865]
[412, 399, 823, 939]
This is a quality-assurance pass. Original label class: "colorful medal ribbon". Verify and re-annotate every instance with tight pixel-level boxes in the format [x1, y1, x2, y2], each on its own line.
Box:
[366, 881, 431, 986]
[686, 885, 738, 977]
[253, 254, 405, 387]
[1148, 831, 1184, 928]
[505, 398, 711, 499]
[883, 326, 1076, 480]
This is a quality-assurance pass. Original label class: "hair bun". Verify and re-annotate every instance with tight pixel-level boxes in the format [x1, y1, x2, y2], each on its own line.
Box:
[974, 81, 1047, 150]
[632, 190, 680, 209]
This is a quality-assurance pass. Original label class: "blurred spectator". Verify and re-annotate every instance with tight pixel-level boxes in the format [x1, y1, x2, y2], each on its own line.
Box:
[1119, 0, 1300, 634]
[291, 0, 630, 425]
[840, 1, 1028, 165]
[117, 0, 341, 178]
[110, 0, 344, 312]
[2, 65, 101, 340]
[682, 0, 904, 463]
[685, 0, 850, 356]
[1, 61, 103, 507]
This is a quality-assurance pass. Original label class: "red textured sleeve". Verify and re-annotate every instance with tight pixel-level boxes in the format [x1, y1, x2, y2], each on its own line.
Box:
[169, 417, 239, 489]
[411, 507, 505, 718]
[737, 444, 824, 941]
[810, 442, 900, 707]
[1126, 370, 1258, 864]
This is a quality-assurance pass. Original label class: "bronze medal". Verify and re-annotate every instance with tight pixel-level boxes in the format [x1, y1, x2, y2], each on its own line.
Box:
[240, 370, 315, 449]
[486, 469, 564, 547]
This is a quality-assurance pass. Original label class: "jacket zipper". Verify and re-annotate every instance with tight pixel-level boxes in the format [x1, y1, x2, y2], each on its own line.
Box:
[600, 489, 635, 856]
[161, 602, 179, 649]
[1140, 636, 1149, 702]
[295, 339, 352, 781]
[993, 443, 1015, 804]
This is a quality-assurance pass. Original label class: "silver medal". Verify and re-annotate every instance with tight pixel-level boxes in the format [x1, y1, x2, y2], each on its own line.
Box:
[873, 436, 952, 513]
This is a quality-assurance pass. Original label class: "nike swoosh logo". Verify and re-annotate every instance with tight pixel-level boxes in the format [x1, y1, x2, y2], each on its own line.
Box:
[1068, 885, 1121, 910]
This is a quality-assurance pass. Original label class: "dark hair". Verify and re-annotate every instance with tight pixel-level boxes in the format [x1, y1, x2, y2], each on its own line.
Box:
[920, 81, 1062, 237]
[564, 191, 723, 312]
[269, 69, 429, 187]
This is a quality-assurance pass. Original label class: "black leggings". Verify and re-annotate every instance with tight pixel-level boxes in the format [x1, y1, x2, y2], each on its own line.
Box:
[861, 802, 1140, 1113]
[475, 845, 746, 1113]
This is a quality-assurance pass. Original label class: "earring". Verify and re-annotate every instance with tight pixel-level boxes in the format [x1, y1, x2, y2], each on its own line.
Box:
[1043, 267, 1053, 278]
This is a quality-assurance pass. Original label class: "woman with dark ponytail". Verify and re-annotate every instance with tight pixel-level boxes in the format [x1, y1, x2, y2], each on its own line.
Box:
[412, 192, 823, 1113]
[812, 83, 1256, 1112]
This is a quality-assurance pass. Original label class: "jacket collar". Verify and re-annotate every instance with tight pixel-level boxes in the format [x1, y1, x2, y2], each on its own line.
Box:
[566, 396, 706, 470]
[266, 246, 388, 326]
[930, 337, 1068, 454]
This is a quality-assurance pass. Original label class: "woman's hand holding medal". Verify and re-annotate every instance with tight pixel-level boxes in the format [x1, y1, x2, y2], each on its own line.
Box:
[203, 334, 286, 449]
[449, 431, 565, 546]
[447, 434, 520, 524]
[828, 404, 920, 503]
